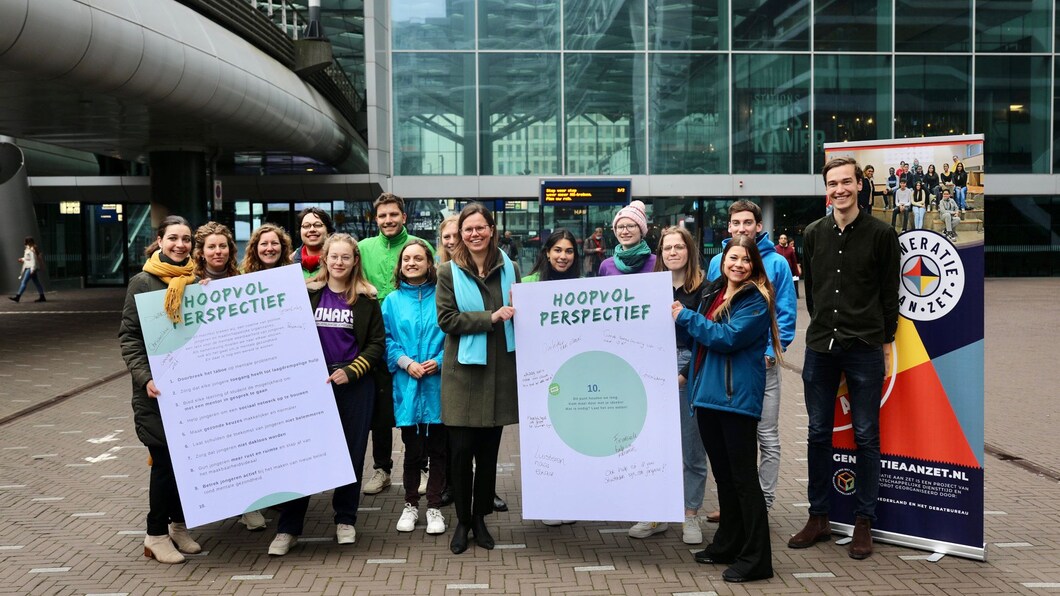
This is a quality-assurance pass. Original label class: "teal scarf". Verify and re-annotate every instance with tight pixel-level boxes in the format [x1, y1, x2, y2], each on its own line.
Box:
[451, 251, 516, 365]
[614, 240, 652, 274]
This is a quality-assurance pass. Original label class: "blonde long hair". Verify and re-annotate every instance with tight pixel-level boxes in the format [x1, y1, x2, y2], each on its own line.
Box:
[310, 233, 375, 306]
[653, 226, 704, 293]
[436, 215, 459, 264]
[713, 235, 783, 361]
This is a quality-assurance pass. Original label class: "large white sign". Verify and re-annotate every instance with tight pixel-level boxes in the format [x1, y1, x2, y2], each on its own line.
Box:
[135, 264, 355, 528]
[513, 271, 683, 522]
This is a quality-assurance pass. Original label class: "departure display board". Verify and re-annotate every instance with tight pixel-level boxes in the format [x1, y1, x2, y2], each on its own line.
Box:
[540, 179, 631, 205]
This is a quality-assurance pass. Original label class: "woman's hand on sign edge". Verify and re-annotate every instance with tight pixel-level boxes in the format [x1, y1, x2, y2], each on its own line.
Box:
[328, 369, 349, 385]
[491, 305, 515, 323]
[146, 379, 161, 398]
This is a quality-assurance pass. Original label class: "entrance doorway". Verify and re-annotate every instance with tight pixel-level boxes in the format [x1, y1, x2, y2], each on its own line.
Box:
[81, 203, 152, 287]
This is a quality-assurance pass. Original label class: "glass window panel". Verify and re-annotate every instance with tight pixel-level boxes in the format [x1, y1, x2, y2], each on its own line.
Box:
[814, 0, 892, 52]
[565, 0, 645, 50]
[894, 55, 971, 139]
[564, 54, 646, 175]
[975, 56, 1050, 173]
[649, 0, 727, 51]
[479, 0, 559, 49]
[984, 196, 1060, 276]
[732, 0, 810, 51]
[894, 0, 971, 52]
[814, 55, 892, 168]
[392, 0, 474, 50]
[976, 0, 1050, 52]
[480, 54, 561, 176]
[732, 54, 811, 174]
[393, 53, 477, 175]
[1055, 59, 1060, 172]
[649, 54, 728, 174]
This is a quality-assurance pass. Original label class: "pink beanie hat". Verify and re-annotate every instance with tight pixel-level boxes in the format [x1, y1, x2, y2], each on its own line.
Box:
[612, 200, 648, 236]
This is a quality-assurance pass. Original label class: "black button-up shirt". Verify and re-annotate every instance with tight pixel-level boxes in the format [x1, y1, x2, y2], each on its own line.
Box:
[803, 209, 900, 352]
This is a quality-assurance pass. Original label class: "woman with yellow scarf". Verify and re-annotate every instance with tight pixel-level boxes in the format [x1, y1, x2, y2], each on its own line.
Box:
[119, 215, 199, 564]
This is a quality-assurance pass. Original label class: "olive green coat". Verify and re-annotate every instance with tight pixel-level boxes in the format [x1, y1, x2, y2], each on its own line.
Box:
[436, 255, 520, 428]
[119, 271, 172, 448]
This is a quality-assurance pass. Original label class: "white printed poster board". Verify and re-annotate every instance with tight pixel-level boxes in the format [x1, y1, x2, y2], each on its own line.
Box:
[135, 264, 355, 528]
[513, 271, 683, 522]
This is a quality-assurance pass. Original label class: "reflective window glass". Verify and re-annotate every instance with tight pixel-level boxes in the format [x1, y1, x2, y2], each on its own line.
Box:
[975, 56, 1050, 173]
[564, 54, 646, 174]
[814, 0, 891, 52]
[984, 196, 1060, 276]
[648, 0, 727, 51]
[732, 54, 811, 174]
[393, 53, 477, 175]
[894, 55, 971, 139]
[732, 0, 809, 50]
[392, 0, 474, 50]
[649, 54, 728, 174]
[976, 0, 1050, 52]
[480, 54, 561, 176]
[894, 0, 971, 52]
[814, 55, 892, 168]
[479, 0, 560, 50]
[565, 0, 645, 50]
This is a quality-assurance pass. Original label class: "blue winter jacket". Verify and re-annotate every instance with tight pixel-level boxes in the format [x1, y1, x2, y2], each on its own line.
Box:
[381, 281, 445, 427]
[706, 231, 796, 360]
[677, 279, 770, 420]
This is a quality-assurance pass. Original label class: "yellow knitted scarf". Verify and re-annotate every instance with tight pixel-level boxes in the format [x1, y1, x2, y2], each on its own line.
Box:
[142, 251, 196, 323]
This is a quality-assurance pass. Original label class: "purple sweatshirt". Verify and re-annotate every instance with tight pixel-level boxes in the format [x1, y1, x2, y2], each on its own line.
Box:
[598, 254, 657, 276]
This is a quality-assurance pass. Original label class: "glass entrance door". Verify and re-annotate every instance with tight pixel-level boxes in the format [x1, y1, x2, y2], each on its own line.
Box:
[83, 203, 152, 287]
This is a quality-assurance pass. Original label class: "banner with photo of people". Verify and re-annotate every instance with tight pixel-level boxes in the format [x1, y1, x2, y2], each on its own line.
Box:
[824, 135, 986, 560]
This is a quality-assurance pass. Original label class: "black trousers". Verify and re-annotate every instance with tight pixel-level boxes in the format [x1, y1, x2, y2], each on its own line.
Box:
[146, 444, 186, 536]
[447, 426, 503, 524]
[371, 426, 394, 473]
[697, 408, 773, 579]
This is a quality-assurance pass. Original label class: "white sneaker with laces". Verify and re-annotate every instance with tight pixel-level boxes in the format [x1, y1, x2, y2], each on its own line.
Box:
[682, 515, 703, 544]
[239, 510, 267, 531]
[363, 469, 391, 495]
[336, 523, 356, 544]
[268, 533, 297, 556]
[628, 521, 669, 539]
[418, 470, 428, 495]
[396, 503, 419, 532]
[426, 508, 446, 535]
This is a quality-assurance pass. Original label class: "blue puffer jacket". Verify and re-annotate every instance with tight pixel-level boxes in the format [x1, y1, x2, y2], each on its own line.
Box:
[381, 280, 445, 427]
[676, 278, 770, 420]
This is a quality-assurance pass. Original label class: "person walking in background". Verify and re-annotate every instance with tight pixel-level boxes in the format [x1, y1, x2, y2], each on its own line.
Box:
[10, 236, 45, 302]
[119, 215, 200, 564]
[775, 234, 800, 298]
[583, 227, 606, 277]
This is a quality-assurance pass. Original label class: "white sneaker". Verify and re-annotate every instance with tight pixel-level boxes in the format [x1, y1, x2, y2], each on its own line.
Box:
[396, 503, 419, 532]
[426, 508, 446, 535]
[542, 520, 576, 527]
[239, 510, 267, 531]
[363, 469, 391, 495]
[268, 533, 297, 556]
[336, 523, 356, 544]
[628, 521, 669, 539]
[682, 515, 703, 544]
[418, 470, 428, 495]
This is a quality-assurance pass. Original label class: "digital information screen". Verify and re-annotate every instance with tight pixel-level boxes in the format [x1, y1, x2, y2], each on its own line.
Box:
[540, 179, 631, 205]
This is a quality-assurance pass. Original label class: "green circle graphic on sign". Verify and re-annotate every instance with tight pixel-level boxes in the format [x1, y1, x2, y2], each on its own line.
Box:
[547, 350, 647, 457]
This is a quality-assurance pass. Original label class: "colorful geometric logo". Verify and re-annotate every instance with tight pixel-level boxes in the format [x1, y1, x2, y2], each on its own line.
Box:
[898, 230, 965, 322]
[833, 468, 856, 494]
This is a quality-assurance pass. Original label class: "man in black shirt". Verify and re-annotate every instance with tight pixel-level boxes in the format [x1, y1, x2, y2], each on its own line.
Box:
[788, 157, 900, 560]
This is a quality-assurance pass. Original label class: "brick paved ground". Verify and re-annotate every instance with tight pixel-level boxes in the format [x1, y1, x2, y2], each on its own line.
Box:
[0, 283, 1057, 595]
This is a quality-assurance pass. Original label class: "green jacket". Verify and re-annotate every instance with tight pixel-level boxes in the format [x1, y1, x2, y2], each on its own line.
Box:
[359, 227, 432, 302]
[436, 256, 520, 428]
[307, 282, 394, 429]
[119, 271, 173, 448]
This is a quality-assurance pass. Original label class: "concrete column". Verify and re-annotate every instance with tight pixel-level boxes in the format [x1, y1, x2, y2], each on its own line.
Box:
[0, 142, 43, 294]
[148, 151, 210, 227]
[762, 196, 776, 241]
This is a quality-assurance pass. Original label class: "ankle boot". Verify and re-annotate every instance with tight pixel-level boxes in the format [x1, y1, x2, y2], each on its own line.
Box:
[848, 516, 873, 559]
[8, 295, 18, 302]
[450, 522, 470, 554]
[34, 295, 45, 302]
[168, 522, 202, 554]
[471, 515, 494, 549]
[144, 534, 185, 564]
[787, 514, 831, 548]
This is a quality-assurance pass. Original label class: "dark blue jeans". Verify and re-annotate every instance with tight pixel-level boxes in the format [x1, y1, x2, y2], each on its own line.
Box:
[277, 375, 375, 535]
[802, 345, 884, 520]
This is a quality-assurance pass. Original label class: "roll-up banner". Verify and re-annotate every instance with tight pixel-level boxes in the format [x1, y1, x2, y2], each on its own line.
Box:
[824, 135, 986, 560]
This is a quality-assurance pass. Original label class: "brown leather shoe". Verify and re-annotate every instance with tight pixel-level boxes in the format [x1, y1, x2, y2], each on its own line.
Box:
[848, 516, 873, 559]
[787, 514, 831, 548]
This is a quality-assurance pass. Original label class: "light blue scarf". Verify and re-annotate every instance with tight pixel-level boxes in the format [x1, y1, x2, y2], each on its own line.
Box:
[451, 251, 516, 365]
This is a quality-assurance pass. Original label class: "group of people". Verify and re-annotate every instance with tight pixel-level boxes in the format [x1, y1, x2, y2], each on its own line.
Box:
[854, 156, 968, 240]
[119, 157, 898, 583]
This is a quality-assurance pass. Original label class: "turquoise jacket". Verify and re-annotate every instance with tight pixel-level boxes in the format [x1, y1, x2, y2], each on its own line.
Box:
[381, 280, 445, 427]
